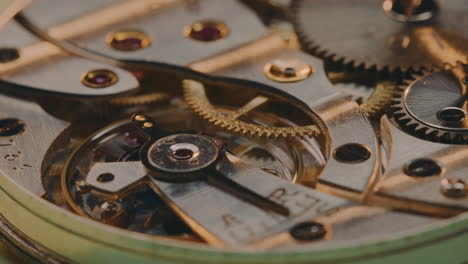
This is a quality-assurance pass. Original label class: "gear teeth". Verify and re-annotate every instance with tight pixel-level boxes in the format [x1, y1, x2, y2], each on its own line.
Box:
[390, 64, 468, 144]
[291, 0, 468, 73]
[183, 79, 321, 140]
[359, 81, 397, 118]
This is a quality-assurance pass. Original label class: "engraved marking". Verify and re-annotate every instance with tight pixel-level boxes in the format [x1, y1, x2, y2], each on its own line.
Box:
[0, 139, 13, 147]
[4, 152, 20, 161]
[268, 187, 321, 215]
[222, 214, 242, 228]
[3, 151, 31, 171]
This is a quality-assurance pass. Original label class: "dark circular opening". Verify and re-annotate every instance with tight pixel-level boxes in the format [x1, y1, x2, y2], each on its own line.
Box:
[187, 21, 228, 42]
[390, 0, 436, 15]
[97, 173, 115, 183]
[404, 158, 442, 177]
[0, 48, 20, 63]
[171, 148, 194, 160]
[283, 67, 296, 77]
[290, 221, 327, 241]
[0, 118, 25, 137]
[111, 37, 143, 51]
[333, 143, 371, 164]
[383, 0, 438, 22]
[82, 69, 118, 88]
[437, 107, 466, 123]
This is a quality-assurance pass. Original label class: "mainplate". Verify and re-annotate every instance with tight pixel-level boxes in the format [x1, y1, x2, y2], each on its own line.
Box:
[0, 0, 466, 263]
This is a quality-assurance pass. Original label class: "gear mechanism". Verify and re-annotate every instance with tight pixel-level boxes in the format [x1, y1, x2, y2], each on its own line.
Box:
[360, 81, 397, 118]
[390, 63, 468, 143]
[329, 71, 398, 118]
[183, 79, 321, 139]
[292, 0, 468, 72]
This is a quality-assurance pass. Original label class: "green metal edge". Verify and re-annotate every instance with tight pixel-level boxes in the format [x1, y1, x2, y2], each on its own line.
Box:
[1, 169, 468, 263]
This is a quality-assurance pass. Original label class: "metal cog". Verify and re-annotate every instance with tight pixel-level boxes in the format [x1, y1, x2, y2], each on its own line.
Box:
[328, 71, 398, 118]
[360, 81, 398, 118]
[292, 0, 468, 72]
[390, 63, 468, 143]
[182, 80, 320, 139]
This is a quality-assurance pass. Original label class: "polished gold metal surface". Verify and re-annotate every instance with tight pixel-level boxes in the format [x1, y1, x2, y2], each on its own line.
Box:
[263, 58, 313, 82]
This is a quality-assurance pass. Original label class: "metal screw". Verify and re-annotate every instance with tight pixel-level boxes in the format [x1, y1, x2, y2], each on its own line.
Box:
[0, 48, 20, 63]
[333, 143, 371, 164]
[440, 178, 467, 198]
[437, 107, 466, 123]
[81, 69, 118, 88]
[96, 201, 129, 227]
[101, 201, 118, 212]
[133, 114, 148, 122]
[107, 30, 151, 51]
[143, 122, 154, 128]
[404, 158, 442, 177]
[75, 180, 91, 194]
[264, 58, 313, 83]
[185, 20, 229, 42]
[0, 118, 25, 137]
[97, 173, 115, 183]
[290, 221, 327, 241]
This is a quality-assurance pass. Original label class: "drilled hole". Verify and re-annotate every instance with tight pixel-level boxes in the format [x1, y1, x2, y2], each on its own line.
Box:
[97, 173, 115, 183]
[404, 158, 442, 178]
[333, 143, 371, 164]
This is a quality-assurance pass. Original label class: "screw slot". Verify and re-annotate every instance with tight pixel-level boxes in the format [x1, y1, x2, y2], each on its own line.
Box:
[290, 221, 327, 241]
[81, 69, 118, 88]
[184, 20, 229, 42]
[97, 173, 115, 183]
[333, 143, 371, 164]
[0, 118, 25, 137]
[404, 158, 442, 178]
[437, 107, 466, 123]
[107, 30, 151, 51]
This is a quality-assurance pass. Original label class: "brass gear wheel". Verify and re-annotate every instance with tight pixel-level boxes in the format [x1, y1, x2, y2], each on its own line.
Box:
[183, 80, 321, 139]
[327, 72, 398, 118]
[360, 81, 398, 119]
[390, 63, 468, 143]
[292, 0, 468, 72]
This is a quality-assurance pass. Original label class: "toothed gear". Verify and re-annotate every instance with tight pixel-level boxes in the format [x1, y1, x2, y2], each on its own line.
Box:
[183, 80, 320, 139]
[292, 0, 468, 72]
[390, 64, 468, 143]
[360, 81, 398, 118]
